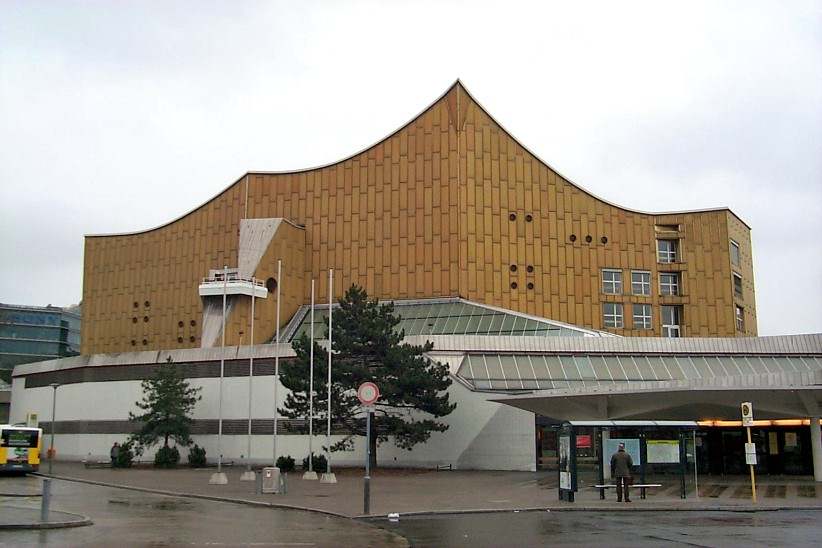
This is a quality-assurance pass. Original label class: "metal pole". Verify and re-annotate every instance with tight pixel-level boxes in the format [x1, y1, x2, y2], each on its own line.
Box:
[747, 426, 757, 503]
[326, 269, 333, 475]
[218, 265, 227, 474]
[309, 279, 315, 473]
[273, 260, 281, 466]
[693, 430, 699, 499]
[246, 278, 255, 470]
[364, 409, 371, 514]
[40, 478, 51, 522]
[48, 384, 58, 474]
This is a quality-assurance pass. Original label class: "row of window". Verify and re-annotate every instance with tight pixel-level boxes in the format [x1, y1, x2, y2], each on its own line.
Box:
[658, 235, 742, 268]
[602, 303, 683, 337]
[602, 270, 681, 296]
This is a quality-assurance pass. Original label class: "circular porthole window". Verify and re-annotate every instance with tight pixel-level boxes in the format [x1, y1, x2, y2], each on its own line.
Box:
[525, 214, 533, 222]
[266, 277, 278, 293]
[190, 319, 196, 327]
[178, 321, 184, 328]
[133, 302, 139, 309]
[526, 265, 534, 273]
[144, 300, 150, 307]
[132, 317, 138, 324]
[142, 339, 148, 346]
[527, 282, 534, 290]
[585, 235, 593, 243]
[569, 234, 577, 242]
[189, 336, 196, 343]
[509, 264, 517, 272]
[177, 337, 183, 343]
[131, 340, 136, 346]
[510, 282, 518, 289]
[601, 236, 608, 244]
[509, 213, 517, 221]
[143, 316, 149, 323]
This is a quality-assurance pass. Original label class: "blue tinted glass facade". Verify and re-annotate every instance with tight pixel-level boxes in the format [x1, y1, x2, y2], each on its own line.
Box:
[0, 304, 81, 371]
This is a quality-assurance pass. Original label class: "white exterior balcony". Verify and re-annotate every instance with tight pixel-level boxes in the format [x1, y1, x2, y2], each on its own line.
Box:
[198, 271, 268, 299]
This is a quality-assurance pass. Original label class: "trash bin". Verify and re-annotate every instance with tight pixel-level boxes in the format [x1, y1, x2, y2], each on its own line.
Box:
[261, 467, 280, 494]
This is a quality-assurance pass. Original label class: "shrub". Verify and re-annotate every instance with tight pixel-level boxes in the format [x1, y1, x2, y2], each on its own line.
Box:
[302, 453, 327, 473]
[276, 455, 296, 473]
[154, 445, 180, 468]
[113, 441, 134, 468]
[188, 444, 207, 468]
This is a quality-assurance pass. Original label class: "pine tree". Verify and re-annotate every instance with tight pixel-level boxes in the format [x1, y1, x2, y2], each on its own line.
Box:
[280, 285, 456, 468]
[129, 356, 202, 455]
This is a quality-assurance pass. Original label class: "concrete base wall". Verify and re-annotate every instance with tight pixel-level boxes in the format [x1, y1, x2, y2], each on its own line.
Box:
[11, 374, 536, 471]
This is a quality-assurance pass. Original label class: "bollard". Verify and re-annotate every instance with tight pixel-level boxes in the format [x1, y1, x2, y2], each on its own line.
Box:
[40, 478, 52, 522]
[255, 469, 262, 494]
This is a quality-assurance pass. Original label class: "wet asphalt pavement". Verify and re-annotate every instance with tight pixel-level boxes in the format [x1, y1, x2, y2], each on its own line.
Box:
[3, 475, 822, 547]
[0, 476, 406, 547]
[378, 509, 822, 547]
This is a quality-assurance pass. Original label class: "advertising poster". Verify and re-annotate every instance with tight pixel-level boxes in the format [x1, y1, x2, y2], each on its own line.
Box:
[647, 440, 680, 463]
[559, 435, 571, 490]
[605, 438, 641, 465]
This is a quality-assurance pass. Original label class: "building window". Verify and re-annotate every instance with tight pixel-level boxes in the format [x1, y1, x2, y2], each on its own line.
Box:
[631, 271, 651, 296]
[632, 304, 652, 330]
[602, 269, 622, 294]
[660, 272, 680, 296]
[733, 273, 743, 298]
[603, 303, 624, 328]
[730, 239, 741, 267]
[735, 305, 745, 332]
[657, 239, 678, 263]
[661, 305, 682, 338]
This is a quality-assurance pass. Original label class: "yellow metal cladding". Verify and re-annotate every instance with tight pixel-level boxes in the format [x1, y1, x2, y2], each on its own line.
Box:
[82, 82, 756, 354]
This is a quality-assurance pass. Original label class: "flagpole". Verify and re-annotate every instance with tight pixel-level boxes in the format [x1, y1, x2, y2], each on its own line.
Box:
[321, 269, 336, 483]
[273, 259, 281, 467]
[209, 265, 228, 484]
[303, 279, 318, 480]
[240, 276, 256, 481]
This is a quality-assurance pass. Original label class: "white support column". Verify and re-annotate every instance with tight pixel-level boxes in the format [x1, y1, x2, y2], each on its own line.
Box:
[811, 417, 822, 482]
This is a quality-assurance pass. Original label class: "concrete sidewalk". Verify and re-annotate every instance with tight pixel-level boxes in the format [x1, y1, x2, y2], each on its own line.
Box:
[41, 462, 822, 518]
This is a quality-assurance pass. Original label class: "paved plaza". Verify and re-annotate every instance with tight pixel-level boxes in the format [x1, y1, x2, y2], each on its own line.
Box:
[32, 462, 822, 517]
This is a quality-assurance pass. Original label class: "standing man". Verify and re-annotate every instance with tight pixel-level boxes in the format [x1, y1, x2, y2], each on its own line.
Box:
[110, 442, 120, 467]
[610, 442, 633, 503]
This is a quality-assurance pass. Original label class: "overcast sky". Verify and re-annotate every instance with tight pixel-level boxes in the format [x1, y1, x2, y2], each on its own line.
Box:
[1, 1, 820, 336]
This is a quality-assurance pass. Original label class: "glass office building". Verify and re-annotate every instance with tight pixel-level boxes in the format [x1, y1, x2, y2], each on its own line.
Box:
[0, 303, 80, 373]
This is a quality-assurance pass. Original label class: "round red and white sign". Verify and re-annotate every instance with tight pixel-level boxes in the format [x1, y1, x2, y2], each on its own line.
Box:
[357, 382, 380, 406]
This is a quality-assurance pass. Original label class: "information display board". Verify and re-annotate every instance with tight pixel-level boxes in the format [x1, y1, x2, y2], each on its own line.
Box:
[647, 440, 680, 463]
[605, 438, 641, 465]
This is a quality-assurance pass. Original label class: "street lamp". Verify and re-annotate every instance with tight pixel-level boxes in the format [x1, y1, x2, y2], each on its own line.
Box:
[48, 383, 60, 475]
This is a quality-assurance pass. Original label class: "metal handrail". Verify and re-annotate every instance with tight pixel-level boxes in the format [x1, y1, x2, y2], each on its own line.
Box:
[200, 275, 265, 286]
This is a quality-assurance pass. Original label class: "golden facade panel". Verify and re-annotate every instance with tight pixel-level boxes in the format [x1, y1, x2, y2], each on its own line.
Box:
[81, 82, 756, 354]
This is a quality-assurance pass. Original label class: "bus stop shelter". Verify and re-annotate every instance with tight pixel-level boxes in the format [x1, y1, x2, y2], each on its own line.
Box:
[556, 420, 697, 503]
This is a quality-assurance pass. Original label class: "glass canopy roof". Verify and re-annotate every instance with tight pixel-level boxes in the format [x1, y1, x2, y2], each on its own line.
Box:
[282, 298, 604, 342]
[456, 353, 822, 392]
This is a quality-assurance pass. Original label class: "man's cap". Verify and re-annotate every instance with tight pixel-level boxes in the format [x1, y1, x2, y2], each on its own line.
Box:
[618, 442, 625, 449]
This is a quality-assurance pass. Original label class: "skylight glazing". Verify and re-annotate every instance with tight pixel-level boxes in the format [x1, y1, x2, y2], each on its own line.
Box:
[457, 354, 822, 392]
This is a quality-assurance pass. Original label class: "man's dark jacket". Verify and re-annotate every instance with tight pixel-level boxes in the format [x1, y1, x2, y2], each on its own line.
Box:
[611, 450, 633, 477]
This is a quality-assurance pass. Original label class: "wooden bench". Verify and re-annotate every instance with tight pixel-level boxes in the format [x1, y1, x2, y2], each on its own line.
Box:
[592, 483, 662, 500]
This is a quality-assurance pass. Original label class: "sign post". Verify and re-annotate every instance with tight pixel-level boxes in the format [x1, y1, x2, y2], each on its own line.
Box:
[741, 401, 757, 503]
[357, 382, 380, 514]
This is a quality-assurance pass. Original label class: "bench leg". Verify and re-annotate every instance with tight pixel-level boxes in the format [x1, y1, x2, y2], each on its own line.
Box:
[641, 487, 646, 500]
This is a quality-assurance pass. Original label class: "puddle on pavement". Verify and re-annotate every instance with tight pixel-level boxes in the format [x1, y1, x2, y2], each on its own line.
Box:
[108, 498, 195, 511]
